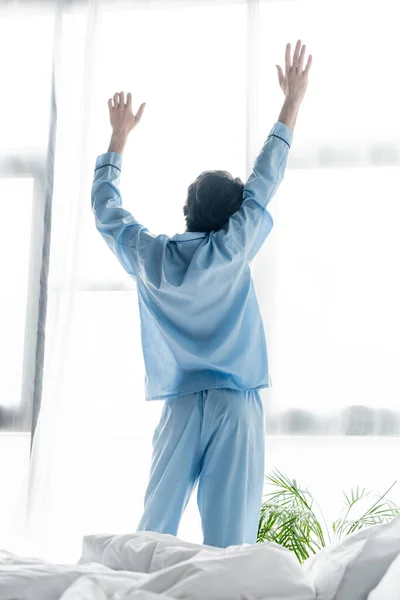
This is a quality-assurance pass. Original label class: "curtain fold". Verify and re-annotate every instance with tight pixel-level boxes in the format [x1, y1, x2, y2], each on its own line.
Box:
[15, 0, 253, 561]
[29, 0, 60, 452]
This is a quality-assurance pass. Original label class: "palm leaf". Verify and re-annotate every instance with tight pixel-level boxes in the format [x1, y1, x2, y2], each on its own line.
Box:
[258, 470, 400, 562]
[334, 480, 400, 538]
[258, 468, 328, 562]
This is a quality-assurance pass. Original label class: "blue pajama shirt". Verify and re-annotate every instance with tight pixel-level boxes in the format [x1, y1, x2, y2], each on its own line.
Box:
[91, 121, 293, 546]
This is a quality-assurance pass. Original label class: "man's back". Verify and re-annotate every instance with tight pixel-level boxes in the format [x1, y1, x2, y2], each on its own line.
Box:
[92, 121, 293, 400]
[93, 39, 311, 548]
[136, 225, 267, 400]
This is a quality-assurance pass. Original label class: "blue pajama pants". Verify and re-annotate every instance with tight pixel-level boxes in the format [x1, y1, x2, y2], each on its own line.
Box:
[136, 388, 265, 548]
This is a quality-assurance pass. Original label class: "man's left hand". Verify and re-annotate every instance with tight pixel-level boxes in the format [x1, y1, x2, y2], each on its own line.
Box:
[108, 91, 146, 137]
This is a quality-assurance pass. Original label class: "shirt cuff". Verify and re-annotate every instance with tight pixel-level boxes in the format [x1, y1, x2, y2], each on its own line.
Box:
[269, 121, 294, 148]
[95, 151, 123, 172]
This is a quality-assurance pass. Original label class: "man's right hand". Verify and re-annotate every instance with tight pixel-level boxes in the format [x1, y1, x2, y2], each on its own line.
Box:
[276, 40, 312, 105]
[276, 40, 312, 132]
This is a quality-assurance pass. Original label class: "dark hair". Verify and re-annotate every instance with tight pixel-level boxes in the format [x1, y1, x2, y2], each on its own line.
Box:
[183, 170, 244, 233]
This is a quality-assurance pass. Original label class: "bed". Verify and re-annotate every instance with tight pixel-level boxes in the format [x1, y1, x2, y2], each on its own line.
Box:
[1, 515, 400, 599]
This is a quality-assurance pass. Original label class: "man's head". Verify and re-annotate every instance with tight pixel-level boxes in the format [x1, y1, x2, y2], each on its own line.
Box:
[183, 170, 244, 233]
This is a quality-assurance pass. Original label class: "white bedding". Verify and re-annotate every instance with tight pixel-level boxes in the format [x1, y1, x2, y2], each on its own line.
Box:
[2, 515, 400, 600]
[0, 550, 145, 600]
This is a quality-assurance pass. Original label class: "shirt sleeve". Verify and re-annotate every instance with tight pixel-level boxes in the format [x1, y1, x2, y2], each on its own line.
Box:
[213, 121, 293, 263]
[91, 151, 155, 279]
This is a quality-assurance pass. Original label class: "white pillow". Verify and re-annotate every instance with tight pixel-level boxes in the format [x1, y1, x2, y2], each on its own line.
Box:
[126, 538, 315, 600]
[367, 551, 400, 600]
[304, 515, 400, 600]
[80, 531, 220, 573]
[81, 532, 315, 600]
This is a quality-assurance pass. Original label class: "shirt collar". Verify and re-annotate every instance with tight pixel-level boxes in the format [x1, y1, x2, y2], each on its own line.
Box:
[170, 232, 208, 242]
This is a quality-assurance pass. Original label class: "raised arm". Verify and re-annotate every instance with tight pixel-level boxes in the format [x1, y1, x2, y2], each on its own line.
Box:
[214, 40, 312, 262]
[91, 92, 154, 279]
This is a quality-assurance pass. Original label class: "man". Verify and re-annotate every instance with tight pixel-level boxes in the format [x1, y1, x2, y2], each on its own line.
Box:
[91, 40, 312, 548]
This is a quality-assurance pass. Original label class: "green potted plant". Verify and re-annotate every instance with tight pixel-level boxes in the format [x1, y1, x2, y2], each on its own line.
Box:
[257, 468, 400, 563]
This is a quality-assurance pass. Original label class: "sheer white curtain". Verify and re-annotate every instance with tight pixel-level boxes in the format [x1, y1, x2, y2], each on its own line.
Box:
[2, 0, 400, 562]
[13, 0, 251, 561]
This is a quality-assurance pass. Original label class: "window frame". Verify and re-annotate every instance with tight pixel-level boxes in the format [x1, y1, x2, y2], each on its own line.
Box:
[0, 151, 47, 439]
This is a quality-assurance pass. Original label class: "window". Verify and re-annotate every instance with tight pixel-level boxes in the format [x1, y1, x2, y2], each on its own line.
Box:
[0, 177, 35, 429]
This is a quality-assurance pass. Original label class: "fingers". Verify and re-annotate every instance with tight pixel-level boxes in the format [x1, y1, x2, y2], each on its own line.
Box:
[284, 40, 312, 76]
[276, 64, 284, 86]
[135, 102, 146, 121]
[304, 54, 313, 76]
[285, 43, 291, 74]
[298, 44, 306, 71]
[293, 39, 301, 69]
[110, 91, 133, 109]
